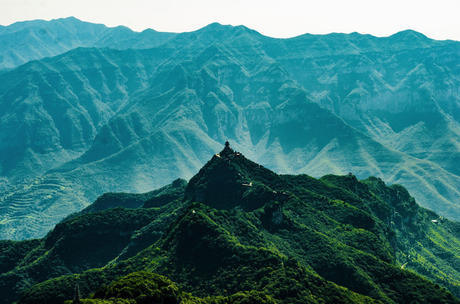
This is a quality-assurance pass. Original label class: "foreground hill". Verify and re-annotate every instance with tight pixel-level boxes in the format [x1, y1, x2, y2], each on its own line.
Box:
[0, 21, 459, 240]
[0, 144, 458, 303]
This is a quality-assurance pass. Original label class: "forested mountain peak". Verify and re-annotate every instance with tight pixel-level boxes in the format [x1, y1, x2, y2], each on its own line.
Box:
[0, 148, 458, 304]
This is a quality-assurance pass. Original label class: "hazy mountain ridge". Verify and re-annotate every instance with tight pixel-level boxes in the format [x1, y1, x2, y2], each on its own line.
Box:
[1, 146, 458, 303]
[0, 17, 176, 70]
[0, 46, 175, 179]
[0, 20, 459, 239]
[268, 39, 460, 167]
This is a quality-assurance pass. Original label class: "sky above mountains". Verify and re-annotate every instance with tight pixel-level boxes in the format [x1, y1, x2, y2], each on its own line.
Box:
[1, 0, 459, 40]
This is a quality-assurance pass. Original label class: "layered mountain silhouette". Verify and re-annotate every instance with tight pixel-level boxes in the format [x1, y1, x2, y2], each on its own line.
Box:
[0, 17, 176, 70]
[0, 144, 458, 304]
[0, 18, 459, 240]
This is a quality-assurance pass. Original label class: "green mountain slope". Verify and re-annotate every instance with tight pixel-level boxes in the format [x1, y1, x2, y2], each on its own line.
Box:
[1, 145, 458, 304]
[1, 22, 459, 240]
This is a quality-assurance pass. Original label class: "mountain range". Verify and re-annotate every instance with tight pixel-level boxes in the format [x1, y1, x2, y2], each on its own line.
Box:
[0, 16, 176, 70]
[0, 17, 459, 240]
[0, 144, 459, 303]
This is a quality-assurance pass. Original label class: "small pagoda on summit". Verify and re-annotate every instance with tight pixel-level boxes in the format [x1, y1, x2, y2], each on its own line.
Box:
[215, 140, 241, 160]
[222, 140, 232, 154]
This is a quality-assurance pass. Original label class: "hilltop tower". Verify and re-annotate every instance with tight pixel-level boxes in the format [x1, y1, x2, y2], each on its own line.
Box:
[221, 140, 234, 156]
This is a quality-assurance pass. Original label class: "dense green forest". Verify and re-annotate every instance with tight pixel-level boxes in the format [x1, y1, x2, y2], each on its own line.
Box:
[1, 144, 459, 303]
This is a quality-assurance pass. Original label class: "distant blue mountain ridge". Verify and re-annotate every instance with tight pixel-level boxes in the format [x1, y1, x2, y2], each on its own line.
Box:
[0, 17, 459, 239]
